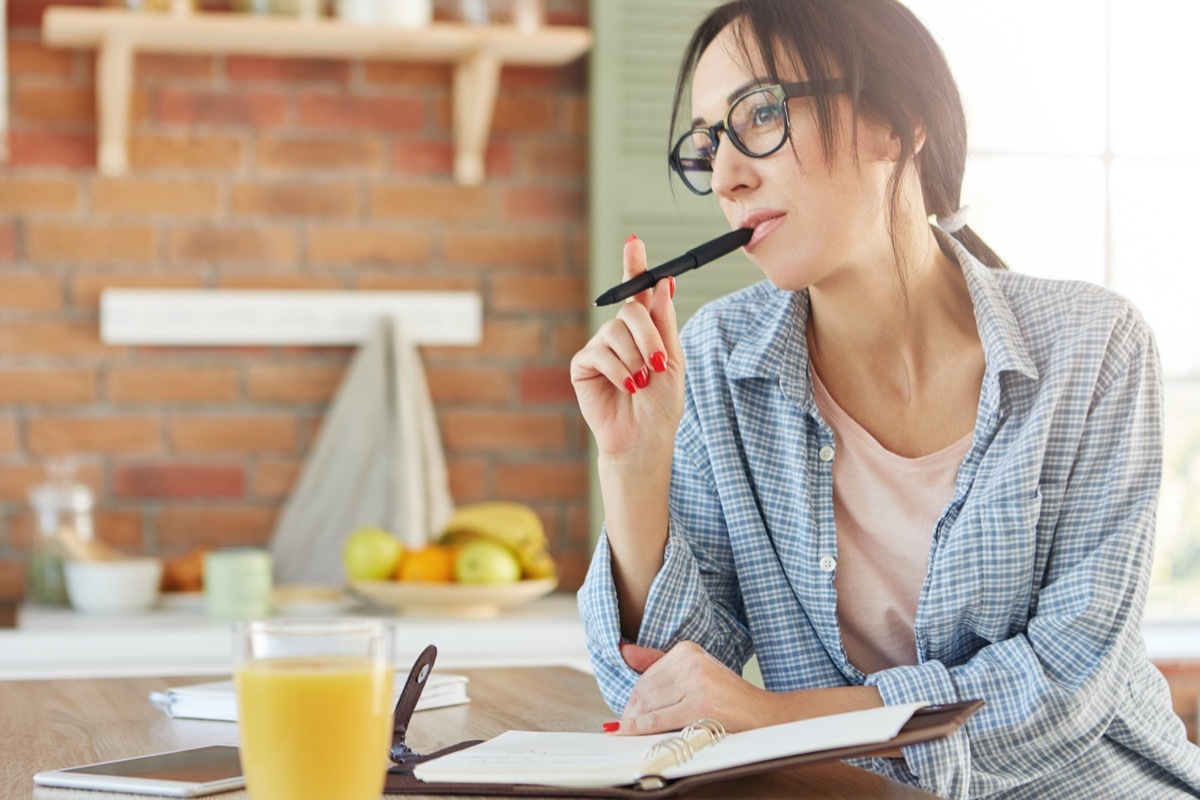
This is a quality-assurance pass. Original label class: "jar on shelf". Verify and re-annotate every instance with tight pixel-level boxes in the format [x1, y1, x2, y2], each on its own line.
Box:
[26, 460, 95, 607]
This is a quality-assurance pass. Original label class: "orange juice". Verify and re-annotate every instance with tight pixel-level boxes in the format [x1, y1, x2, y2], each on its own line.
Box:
[235, 656, 393, 800]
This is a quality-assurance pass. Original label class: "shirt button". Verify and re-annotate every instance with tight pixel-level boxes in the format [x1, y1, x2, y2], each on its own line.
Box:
[819, 556, 837, 572]
[818, 445, 835, 462]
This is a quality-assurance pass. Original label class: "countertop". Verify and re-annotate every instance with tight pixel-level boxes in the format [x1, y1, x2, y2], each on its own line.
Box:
[0, 591, 590, 680]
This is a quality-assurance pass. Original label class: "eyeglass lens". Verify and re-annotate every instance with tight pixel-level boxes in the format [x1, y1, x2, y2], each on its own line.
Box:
[674, 88, 787, 194]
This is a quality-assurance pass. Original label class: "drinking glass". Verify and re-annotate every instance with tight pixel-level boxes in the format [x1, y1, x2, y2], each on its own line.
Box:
[233, 619, 395, 800]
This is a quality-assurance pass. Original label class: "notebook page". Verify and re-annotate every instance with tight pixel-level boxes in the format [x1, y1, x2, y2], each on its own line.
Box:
[664, 702, 926, 779]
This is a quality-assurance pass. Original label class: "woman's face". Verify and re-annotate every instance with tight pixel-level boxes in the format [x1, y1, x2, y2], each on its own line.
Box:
[690, 23, 900, 291]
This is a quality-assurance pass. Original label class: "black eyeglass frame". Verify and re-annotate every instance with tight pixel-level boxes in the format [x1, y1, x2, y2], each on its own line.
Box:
[668, 78, 851, 195]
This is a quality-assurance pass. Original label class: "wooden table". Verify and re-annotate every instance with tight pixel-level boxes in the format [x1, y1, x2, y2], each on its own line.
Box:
[3, 667, 939, 799]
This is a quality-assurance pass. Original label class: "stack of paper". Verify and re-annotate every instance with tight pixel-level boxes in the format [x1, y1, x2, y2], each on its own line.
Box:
[149, 672, 469, 722]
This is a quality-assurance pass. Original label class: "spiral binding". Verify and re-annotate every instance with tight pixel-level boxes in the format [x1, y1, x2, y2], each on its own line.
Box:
[641, 718, 727, 769]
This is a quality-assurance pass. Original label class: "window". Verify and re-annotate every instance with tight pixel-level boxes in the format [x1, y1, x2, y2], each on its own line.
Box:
[905, 0, 1200, 621]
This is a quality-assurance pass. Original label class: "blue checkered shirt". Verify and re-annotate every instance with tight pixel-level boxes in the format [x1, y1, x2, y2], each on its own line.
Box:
[578, 235, 1200, 798]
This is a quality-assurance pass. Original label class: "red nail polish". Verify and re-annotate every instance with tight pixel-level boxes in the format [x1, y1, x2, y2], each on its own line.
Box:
[602, 721, 620, 733]
[634, 368, 649, 389]
[650, 352, 667, 373]
[668, 276, 676, 299]
[626, 234, 637, 243]
[623, 376, 638, 395]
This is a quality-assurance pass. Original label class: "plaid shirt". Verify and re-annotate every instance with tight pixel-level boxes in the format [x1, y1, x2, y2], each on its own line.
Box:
[578, 234, 1200, 798]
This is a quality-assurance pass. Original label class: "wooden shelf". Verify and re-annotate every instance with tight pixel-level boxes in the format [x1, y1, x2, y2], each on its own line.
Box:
[42, 7, 592, 183]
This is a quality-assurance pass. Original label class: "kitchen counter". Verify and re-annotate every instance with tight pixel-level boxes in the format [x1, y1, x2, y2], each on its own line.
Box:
[0, 592, 590, 680]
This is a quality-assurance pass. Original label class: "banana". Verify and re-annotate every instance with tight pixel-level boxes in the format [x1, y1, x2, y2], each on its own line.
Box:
[439, 502, 556, 580]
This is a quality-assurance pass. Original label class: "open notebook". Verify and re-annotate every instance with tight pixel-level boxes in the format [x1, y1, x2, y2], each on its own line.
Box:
[149, 671, 468, 722]
[414, 701, 926, 789]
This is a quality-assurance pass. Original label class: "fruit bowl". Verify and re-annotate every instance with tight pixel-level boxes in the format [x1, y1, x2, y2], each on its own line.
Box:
[346, 578, 557, 619]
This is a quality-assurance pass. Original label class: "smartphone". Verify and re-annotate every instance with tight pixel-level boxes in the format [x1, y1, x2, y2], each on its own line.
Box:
[33, 745, 244, 797]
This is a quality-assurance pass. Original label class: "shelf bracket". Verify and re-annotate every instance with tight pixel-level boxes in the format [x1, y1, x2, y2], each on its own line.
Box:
[452, 50, 502, 186]
[97, 31, 133, 176]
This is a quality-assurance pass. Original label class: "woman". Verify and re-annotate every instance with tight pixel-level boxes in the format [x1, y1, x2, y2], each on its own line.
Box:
[570, 1, 1200, 798]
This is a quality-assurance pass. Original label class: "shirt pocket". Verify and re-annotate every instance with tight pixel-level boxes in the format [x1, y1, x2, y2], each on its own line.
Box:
[936, 483, 1067, 645]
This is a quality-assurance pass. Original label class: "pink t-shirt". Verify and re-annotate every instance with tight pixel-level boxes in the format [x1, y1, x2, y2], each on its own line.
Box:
[810, 367, 973, 675]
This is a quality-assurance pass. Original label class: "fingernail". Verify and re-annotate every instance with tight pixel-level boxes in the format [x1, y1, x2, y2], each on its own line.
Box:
[623, 376, 638, 395]
[633, 368, 649, 389]
[602, 721, 620, 733]
[626, 234, 638, 243]
[650, 352, 667, 373]
[668, 276, 676, 299]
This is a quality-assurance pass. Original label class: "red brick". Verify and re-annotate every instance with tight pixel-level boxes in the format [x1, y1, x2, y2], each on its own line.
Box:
[6, 0, 87, 27]
[113, 463, 245, 499]
[26, 223, 156, 263]
[12, 85, 95, 124]
[0, 224, 15, 262]
[447, 458, 488, 502]
[502, 187, 586, 222]
[552, 321, 589, 358]
[494, 461, 586, 500]
[70, 272, 205, 310]
[0, 177, 79, 212]
[169, 415, 296, 453]
[129, 134, 243, 170]
[246, 363, 346, 403]
[306, 228, 431, 266]
[362, 62, 450, 86]
[423, 320, 542, 360]
[443, 231, 566, 270]
[155, 506, 277, 548]
[168, 227, 297, 265]
[297, 93, 423, 131]
[355, 274, 479, 292]
[563, 96, 588, 136]
[257, 136, 385, 172]
[9, 509, 143, 552]
[8, 131, 96, 169]
[518, 365, 575, 404]
[439, 410, 566, 452]
[226, 56, 350, 83]
[216, 274, 344, 291]
[6, 40, 74, 77]
[426, 366, 511, 404]
[500, 61, 587, 91]
[433, 94, 556, 134]
[0, 322, 115, 357]
[369, 183, 489, 220]
[518, 140, 586, 179]
[0, 274, 62, 311]
[0, 560, 26, 600]
[91, 178, 221, 215]
[232, 181, 359, 218]
[0, 464, 104, 502]
[491, 275, 586, 313]
[389, 140, 513, 177]
[107, 366, 239, 404]
[554, 549, 589, 592]
[253, 459, 302, 499]
[0, 368, 96, 404]
[135, 52, 216, 80]
[0, 420, 20, 456]
[27, 416, 162, 455]
[155, 89, 288, 127]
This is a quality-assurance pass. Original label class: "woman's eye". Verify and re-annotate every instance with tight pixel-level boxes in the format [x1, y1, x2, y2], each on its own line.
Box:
[749, 103, 783, 126]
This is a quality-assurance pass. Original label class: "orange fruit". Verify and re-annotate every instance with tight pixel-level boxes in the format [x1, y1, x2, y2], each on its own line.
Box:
[395, 545, 457, 583]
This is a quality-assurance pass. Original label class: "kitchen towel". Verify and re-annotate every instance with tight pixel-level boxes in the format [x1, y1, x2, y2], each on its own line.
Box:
[269, 315, 455, 584]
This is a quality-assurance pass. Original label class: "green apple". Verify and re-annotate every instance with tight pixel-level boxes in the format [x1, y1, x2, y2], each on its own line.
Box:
[454, 539, 521, 585]
[342, 526, 404, 581]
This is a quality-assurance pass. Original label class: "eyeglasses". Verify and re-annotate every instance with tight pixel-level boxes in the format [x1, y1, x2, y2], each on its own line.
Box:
[669, 78, 850, 195]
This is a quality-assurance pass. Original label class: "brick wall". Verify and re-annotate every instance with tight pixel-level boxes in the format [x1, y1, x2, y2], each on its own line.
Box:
[0, 0, 593, 597]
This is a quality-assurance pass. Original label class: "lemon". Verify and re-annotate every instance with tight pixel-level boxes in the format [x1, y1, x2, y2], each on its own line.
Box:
[342, 526, 404, 581]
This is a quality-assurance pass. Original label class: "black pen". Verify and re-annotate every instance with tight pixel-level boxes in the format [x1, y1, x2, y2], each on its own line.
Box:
[591, 227, 754, 307]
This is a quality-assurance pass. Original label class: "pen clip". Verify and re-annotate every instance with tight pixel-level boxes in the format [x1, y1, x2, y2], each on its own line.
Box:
[390, 643, 437, 765]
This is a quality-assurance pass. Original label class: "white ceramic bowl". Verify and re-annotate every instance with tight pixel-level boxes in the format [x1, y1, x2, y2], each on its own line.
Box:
[64, 558, 163, 615]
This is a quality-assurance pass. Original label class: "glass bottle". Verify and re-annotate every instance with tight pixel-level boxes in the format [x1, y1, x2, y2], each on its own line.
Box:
[26, 460, 95, 607]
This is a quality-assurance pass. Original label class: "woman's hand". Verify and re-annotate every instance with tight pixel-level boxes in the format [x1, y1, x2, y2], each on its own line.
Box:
[570, 236, 684, 459]
[610, 641, 778, 735]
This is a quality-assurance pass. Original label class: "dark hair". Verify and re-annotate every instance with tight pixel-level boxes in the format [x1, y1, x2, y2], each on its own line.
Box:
[671, 0, 1007, 271]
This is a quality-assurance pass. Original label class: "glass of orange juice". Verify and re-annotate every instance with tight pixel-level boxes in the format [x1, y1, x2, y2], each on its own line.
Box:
[233, 619, 394, 800]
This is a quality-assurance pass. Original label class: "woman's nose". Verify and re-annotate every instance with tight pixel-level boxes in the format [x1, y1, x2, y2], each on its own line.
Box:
[709, 143, 758, 198]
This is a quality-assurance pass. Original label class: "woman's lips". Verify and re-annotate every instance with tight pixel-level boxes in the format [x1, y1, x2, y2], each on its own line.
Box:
[742, 214, 786, 253]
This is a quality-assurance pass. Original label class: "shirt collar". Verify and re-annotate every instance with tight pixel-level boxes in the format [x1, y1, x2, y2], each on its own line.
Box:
[724, 232, 1040, 393]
